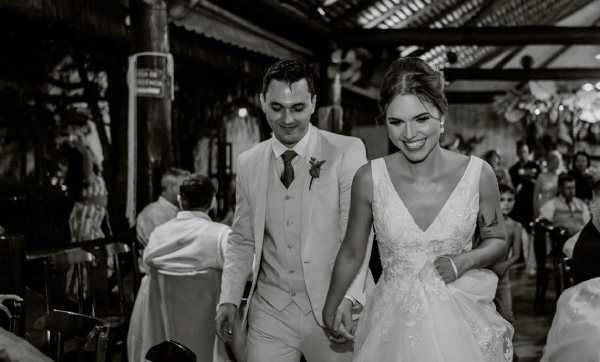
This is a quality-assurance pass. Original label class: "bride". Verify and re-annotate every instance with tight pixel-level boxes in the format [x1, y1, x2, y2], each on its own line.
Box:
[323, 58, 514, 361]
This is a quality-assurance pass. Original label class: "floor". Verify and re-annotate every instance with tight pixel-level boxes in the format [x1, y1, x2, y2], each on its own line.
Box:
[511, 264, 556, 362]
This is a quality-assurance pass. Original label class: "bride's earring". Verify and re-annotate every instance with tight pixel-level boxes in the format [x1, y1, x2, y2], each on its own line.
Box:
[440, 122, 445, 134]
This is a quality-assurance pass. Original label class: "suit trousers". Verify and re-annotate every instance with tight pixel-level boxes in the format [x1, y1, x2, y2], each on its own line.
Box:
[247, 293, 353, 362]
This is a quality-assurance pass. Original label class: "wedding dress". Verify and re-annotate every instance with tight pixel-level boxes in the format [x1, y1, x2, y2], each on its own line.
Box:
[354, 156, 513, 362]
[541, 277, 600, 362]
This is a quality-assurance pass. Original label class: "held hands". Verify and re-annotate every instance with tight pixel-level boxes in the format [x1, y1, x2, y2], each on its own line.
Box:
[434, 254, 465, 283]
[323, 298, 355, 344]
[215, 303, 238, 343]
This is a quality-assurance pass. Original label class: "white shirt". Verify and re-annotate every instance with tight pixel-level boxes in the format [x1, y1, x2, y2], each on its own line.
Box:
[271, 124, 312, 177]
[136, 196, 178, 247]
[143, 210, 231, 275]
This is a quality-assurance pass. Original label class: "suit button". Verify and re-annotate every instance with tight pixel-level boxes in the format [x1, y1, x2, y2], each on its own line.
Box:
[285, 195, 291, 200]
[286, 221, 292, 226]
[291, 291, 296, 296]
[289, 270, 294, 274]
[287, 244, 293, 249]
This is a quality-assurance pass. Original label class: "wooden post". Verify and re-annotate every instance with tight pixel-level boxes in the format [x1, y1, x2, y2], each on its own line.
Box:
[129, 0, 173, 211]
[318, 48, 344, 134]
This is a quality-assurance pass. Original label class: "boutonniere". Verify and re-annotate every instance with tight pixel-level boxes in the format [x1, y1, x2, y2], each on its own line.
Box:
[308, 157, 326, 190]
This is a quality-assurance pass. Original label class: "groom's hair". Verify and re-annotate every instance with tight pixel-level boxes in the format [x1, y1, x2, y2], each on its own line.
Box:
[179, 173, 215, 210]
[261, 60, 316, 96]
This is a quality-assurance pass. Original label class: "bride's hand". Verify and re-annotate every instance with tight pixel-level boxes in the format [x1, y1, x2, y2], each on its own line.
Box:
[434, 254, 464, 283]
[324, 298, 355, 343]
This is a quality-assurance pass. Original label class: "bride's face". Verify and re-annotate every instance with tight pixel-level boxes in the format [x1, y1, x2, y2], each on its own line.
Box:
[386, 94, 443, 163]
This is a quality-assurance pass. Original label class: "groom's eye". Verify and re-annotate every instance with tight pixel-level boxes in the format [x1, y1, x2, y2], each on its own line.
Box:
[292, 106, 305, 112]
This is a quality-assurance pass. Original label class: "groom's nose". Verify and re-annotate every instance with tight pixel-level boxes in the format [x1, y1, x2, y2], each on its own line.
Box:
[282, 109, 294, 124]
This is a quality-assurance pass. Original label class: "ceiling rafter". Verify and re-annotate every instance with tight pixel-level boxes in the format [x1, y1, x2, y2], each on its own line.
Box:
[389, 0, 461, 28]
[329, 0, 386, 27]
[423, 0, 595, 69]
[361, 0, 426, 29]
[444, 68, 600, 81]
[333, 26, 600, 46]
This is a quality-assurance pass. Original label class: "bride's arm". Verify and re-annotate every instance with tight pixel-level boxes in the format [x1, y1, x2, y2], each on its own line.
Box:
[323, 163, 374, 334]
[435, 162, 509, 282]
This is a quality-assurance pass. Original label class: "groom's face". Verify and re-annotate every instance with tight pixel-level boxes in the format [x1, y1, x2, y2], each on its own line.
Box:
[261, 78, 316, 148]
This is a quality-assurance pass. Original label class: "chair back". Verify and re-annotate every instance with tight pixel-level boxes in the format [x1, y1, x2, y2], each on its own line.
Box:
[127, 268, 223, 362]
[531, 218, 571, 313]
[0, 294, 23, 334]
[33, 309, 110, 362]
[36, 248, 95, 314]
[145, 340, 196, 362]
[85, 242, 133, 316]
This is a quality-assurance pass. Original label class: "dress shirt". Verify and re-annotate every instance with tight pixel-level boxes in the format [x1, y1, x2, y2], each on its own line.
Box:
[143, 210, 230, 275]
[539, 195, 590, 236]
[271, 124, 312, 177]
[136, 196, 178, 247]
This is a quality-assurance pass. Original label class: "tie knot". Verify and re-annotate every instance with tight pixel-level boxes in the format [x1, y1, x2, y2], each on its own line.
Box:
[281, 150, 297, 163]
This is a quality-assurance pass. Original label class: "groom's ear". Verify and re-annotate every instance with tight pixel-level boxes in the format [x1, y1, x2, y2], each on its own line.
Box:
[310, 94, 317, 115]
[260, 93, 267, 113]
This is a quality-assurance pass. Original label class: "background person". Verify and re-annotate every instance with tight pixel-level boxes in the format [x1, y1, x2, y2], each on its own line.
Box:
[136, 167, 190, 247]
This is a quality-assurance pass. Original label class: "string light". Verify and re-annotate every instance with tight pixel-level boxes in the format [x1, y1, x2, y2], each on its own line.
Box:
[582, 83, 594, 92]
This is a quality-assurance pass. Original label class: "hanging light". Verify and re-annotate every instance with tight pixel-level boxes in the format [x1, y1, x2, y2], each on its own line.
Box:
[237, 107, 248, 118]
[558, 104, 564, 111]
[534, 108, 541, 115]
[582, 83, 594, 92]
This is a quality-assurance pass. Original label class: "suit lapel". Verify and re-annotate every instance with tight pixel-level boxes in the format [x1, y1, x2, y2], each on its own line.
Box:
[300, 127, 323, 249]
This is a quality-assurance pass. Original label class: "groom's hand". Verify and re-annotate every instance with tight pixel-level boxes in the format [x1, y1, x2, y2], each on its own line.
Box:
[215, 303, 238, 343]
[328, 297, 355, 343]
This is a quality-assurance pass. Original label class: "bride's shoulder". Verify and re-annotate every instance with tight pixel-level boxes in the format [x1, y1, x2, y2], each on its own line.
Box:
[440, 149, 471, 170]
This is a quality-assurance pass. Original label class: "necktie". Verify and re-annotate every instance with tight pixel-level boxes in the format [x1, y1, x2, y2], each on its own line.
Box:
[280, 150, 297, 189]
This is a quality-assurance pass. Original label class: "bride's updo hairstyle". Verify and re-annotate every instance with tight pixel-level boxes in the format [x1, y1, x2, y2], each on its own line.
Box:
[378, 57, 448, 121]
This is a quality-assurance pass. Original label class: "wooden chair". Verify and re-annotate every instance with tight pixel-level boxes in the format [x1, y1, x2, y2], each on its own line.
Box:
[0, 294, 23, 334]
[33, 248, 96, 314]
[33, 309, 110, 362]
[531, 218, 569, 314]
[85, 241, 134, 317]
[145, 340, 196, 362]
[84, 241, 136, 360]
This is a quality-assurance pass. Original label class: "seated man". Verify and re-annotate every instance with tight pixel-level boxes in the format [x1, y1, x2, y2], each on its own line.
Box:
[571, 179, 600, 285]
[128, 173, 231, 362]
[136, 167, 190, 247]
[540, 173, 590, 238]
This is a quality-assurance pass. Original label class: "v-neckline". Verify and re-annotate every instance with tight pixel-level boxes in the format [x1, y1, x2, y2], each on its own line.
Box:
[381, 156, 473, 233]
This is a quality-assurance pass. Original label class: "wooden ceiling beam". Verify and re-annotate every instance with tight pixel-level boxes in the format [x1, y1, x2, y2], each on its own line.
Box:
[329, 0, 384, 26]
[334, 26, 600, 46]
[444, 68, 600, 81]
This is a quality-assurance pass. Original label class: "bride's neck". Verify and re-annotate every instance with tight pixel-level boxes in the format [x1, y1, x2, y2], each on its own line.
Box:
[399, 146, 444, 180]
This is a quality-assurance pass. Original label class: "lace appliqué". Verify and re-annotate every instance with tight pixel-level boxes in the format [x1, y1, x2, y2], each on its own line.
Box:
[465, 317, 513, 362]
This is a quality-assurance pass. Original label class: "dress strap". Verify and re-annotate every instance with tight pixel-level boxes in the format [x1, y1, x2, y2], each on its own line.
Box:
[466, 156, 484, 186]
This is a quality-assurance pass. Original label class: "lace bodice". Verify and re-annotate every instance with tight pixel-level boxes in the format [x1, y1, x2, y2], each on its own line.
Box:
[372, 156, 482, 284]
[354, 156, 512, 362]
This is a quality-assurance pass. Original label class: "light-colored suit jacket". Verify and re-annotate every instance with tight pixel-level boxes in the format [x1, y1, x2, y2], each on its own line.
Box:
[219, 126, 372, 327]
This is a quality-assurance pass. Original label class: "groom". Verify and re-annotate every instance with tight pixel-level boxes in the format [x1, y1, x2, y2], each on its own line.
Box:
[215, 60, 372, 361]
